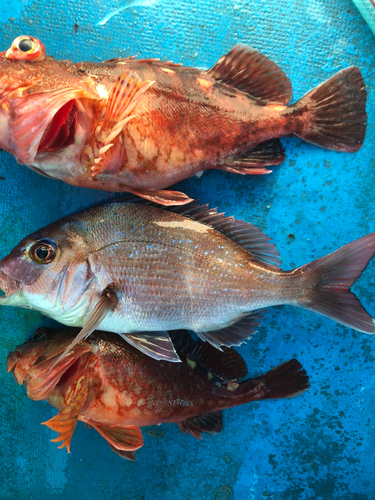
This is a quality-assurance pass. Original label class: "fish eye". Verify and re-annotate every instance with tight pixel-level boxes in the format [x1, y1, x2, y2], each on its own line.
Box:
[32, 328, 49, 342]
[28, 240, 56, 264]
[18, 38, 34, 53]
[5, 36, 46, 62]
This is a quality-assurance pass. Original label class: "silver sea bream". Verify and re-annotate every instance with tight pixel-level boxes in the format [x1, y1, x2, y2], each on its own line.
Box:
[0, 198, 374, 362]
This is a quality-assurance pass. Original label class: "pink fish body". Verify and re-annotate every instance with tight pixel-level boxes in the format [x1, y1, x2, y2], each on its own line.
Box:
[0, 198, 374, 363]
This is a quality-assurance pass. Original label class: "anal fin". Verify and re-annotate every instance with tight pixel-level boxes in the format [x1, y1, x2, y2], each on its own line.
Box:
[178, 411, 223, 439]
[221, 139, 285, 175]
[108, 443, 137, 461]
[197, 310, 265, 349]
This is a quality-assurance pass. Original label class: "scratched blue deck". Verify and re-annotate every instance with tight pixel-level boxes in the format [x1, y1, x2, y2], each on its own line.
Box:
[0, 1, 374, 499]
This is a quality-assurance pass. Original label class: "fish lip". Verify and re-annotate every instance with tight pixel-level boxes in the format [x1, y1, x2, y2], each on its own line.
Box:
[6, 350, 20, 374]
[0, 270, 19, 299]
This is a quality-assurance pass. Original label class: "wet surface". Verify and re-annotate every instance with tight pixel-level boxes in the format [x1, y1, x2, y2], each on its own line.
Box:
[0, 0, 374, 498]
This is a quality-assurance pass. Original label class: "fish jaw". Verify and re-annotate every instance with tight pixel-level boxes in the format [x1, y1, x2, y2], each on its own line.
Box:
[3, 88, 97, 168]
[7, 332, 93, 401]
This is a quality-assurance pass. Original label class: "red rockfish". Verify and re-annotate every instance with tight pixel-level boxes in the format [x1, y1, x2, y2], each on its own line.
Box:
[0, 35, 367, 205]
[0, 198, 374, 363]
[7, 327, 310, 459]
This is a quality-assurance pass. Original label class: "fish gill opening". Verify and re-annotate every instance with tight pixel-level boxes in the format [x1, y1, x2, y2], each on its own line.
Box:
[37, 100, 78, 154]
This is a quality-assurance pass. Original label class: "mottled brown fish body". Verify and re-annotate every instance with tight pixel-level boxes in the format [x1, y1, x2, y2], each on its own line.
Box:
[0, 37, 367, 204]
[7, 328, 310, 456]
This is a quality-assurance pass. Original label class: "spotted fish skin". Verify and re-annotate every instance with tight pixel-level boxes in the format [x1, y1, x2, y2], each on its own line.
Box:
[7, 328, 310, 456]
[0, 38, 367, 204]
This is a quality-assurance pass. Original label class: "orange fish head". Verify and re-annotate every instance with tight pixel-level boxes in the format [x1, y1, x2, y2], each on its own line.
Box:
[0, 36, 100, 170]
[7, 327, 93, 401]
[5, 35, 46, 62]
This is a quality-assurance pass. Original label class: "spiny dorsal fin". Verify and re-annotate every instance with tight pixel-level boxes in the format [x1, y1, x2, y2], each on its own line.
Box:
[112, 197, 281, 268]
[207, 44, 292, 105]
[178, 411, 223, 439]
[169, 330, 247, 382]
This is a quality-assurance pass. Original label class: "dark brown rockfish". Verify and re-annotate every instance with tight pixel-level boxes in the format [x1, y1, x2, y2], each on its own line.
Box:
[0, 35, 367, 204]
[7, 327, 310, 459]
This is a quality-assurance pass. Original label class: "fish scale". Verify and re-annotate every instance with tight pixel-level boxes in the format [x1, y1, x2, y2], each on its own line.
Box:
[7, 328, 310, 457]
[0, 199, 374, 362]
[0, 37, 367, 204]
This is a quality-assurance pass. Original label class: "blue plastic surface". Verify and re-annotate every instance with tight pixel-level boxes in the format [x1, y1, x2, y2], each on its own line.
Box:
[0, 1, 375, 499]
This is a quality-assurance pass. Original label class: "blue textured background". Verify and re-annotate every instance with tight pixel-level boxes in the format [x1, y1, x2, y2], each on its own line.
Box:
[0, 1, 375, 499]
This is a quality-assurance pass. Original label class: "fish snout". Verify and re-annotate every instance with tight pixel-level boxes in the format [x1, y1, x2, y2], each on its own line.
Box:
[6, 349, 20, 374]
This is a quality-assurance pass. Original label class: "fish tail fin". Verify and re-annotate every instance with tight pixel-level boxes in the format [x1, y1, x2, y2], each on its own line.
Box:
[293, 66, 367, 152]
[296, 232, 375, 333]
[235, 359, 309, 402]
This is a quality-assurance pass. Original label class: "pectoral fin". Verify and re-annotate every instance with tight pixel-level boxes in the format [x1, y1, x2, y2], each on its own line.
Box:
[119, 331, 181, 362]
[91, 72, 154, 177]
[92, 423, 144, 451]
[51, 287, 118, 369]
[42, 375, 90, 453]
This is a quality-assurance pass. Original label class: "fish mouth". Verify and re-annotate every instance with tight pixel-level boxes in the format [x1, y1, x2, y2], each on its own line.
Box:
[7, 336, 92, 401]
[0, 270, 19, 301]
[37, 99, 78, 154]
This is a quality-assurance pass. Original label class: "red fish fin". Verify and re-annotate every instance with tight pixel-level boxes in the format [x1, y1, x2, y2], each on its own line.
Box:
[237, 359, 309, 401]
[292, 66, 367, 152]
[125, 186, 193, 206]
[170, 330, 248, 381]
[296, 232, 375, 333]
[108, 443, 137, 461]
[207, 44, 292, 104]
[92, 423, 144, 451]
[119, 331, 181, 362]
[91, 72, 154, 177]
[50, 287, 118, 369]
[178, 411, 223, 439]
[41, 376, 90, 453]
[221, 139, 285, 175]
[197, 310, 266, 349]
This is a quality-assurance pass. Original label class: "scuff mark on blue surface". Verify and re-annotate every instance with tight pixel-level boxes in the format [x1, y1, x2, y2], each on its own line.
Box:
[97, 0, 162, 25]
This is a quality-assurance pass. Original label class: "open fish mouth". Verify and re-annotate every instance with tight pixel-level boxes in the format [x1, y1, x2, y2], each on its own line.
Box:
[7, 336, 92, 400]
[37, 99, 78, 154]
